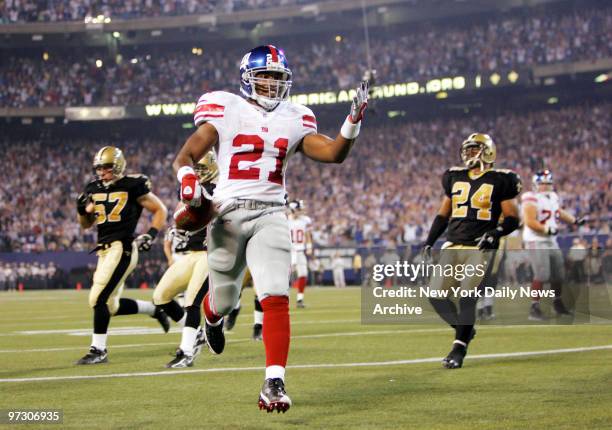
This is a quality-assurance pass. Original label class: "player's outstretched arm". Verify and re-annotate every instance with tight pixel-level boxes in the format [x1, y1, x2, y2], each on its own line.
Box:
[300, 81, 368, 163]
[559, 208, 587, 226]
[173, 123, 219, 204]
[135, 192, 168, 252]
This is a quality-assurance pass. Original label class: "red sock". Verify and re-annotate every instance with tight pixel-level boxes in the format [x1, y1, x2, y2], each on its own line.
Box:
[202, 292, 221, 324]
[531, 280, 543, 303]
[297, 277, 307, 294]
[291, 279, 300, 290]
[261, 296, 290, 367]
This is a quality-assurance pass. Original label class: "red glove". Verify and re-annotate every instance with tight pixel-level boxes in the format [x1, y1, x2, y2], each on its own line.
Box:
[177, 167, 202, 205]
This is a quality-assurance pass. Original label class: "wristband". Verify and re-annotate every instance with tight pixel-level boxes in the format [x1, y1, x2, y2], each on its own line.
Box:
[177, 166, 196, 183]
[146, 227, 159, 240]
[492, 216, 520, 238]
[340, 115, 361, 140]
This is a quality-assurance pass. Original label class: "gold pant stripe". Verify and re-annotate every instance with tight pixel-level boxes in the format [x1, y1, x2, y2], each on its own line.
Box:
[153, 251, 209, 307]
[89, 241, 138, 314]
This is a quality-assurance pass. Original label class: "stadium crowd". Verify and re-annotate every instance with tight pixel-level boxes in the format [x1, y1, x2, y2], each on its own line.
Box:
[0, 0, 326, 23]
[0, 103, 609, 253]
[1, 5, 611, 108]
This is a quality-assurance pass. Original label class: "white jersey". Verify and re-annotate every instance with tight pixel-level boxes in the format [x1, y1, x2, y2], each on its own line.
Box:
[194, 91, 317, 205]
[288, 214, 312, 253]
[521, 191, 561, 242]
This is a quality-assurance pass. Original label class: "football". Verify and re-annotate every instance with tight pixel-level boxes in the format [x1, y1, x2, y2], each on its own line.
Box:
[173, 199, 215, 231]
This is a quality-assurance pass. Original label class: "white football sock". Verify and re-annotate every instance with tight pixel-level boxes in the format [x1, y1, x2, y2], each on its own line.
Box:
[254, 310, 263, 325]
[135, 300, 156, 316]
[265, 365, 285, 381]
[297, 293, 304, 301]
[91, 333, 107, 350]
[180, 326, 198, 356]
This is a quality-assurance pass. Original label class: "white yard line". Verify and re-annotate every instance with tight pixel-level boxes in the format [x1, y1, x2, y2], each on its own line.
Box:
[0, 324, 596, 353]
[0, 344, 610, 383]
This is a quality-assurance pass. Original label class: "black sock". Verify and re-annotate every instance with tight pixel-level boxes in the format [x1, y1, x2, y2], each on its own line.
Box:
[429, 298, 458, 328]
[161, 300, 185, 322]
[456, 297, 477, 344]
[552, 281, 562, 298]
[115, 298, 139, 315]
[254, 297, 263, 312]
[93, 304, 111, 334]
[185, 305, 201, 329]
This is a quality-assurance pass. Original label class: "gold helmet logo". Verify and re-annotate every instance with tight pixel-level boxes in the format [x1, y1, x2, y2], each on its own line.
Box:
[93, 146, 126, 179]
[461, 133, 496, 169]
[195, 151, 219, 184]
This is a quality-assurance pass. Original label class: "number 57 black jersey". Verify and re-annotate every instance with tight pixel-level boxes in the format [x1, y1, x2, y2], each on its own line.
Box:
[84, 174, 151, 244]
[442, 167, 521, 246]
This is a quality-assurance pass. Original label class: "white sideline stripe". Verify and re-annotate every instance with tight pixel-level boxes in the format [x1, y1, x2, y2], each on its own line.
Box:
[1, 344, 610, 383]
[0, 329, 447, 353]
[0, 324, 597, 352]
[0, 324, 598, 354]
[0, 319, 362, 337]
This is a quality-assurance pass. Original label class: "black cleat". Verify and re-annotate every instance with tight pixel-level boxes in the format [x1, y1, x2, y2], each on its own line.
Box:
[553, 298, 573, 316]
[203, 319, 225, 354]
[76, 346, 108, 365]
[258, 378, 291, 413]
[165, 349, 194, 368]
[225, 306, 241, 331]
[153, 308, 171, 333]
[442, 344, 466, 369]
[252, 323, 263, 341]
[296, 299, 306, 309]
[193, 326, 206, 358]
[528, 302, 548, 321]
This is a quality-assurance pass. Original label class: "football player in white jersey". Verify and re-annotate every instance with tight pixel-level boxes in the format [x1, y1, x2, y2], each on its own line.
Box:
[288, 199, 313, 308]
[173, 45, 368, 413]
[522, 169, 586, 320]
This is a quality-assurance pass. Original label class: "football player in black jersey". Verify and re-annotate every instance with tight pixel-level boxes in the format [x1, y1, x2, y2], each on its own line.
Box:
[152, 152, 218, 368]
[75, 146, 168, 365]
[423, 133, 521, 369]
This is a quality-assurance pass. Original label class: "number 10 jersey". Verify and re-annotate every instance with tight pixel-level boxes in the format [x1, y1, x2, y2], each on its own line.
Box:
[193, 91, 318, 205]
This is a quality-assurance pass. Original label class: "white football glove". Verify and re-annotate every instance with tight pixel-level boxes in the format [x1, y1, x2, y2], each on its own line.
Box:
[349, 80, 369, 124]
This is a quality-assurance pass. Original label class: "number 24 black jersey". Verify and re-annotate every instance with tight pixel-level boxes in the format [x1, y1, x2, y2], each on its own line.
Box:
[442, 167, 521, 246]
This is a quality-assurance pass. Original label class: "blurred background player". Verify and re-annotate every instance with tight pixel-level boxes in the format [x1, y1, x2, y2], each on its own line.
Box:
[75, 146, 168, 365]
[422, 133, 521, 369]
[521, 169, 587, 320]
[152, 152, 218, 368]
[288, 199, 313, 307]
[173, 45, 368, 412]
[331, 251, 347, 288]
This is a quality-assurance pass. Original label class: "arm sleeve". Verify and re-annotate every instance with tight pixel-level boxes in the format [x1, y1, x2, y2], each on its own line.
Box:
[300, 107, 318, 139]
[441, 170, 452, 197]
[193, 92, 227, 132]
[500, 172, 522, 201]
[132, 175, 152, 199]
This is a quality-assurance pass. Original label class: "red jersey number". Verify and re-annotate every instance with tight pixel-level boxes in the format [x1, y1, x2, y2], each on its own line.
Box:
[291, 229, 305, 244]
[228, 134, 288, 183]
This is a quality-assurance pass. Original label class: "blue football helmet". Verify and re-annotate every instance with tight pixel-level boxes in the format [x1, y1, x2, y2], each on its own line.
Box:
[240, 45, 292, 111]
[533, 169, 553, 190]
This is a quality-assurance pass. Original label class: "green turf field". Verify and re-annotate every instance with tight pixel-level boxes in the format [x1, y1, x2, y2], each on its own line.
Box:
[1, 288, 611, 430]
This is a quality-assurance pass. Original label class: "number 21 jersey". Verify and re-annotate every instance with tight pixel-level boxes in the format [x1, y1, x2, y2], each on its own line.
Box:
[193, 91, 317, 205]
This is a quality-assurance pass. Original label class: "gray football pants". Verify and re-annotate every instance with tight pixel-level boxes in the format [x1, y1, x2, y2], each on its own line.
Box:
[206, 207, 291, 315]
